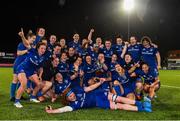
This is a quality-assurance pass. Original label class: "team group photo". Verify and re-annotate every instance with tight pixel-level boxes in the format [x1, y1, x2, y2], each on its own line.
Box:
[0, 0, 180, 120]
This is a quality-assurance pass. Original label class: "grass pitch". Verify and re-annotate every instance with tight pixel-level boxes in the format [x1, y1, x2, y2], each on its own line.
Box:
[0, 68, 180, 120]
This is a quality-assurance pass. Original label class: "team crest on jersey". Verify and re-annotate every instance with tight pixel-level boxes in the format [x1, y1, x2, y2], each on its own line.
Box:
[77, 94, 82, 97]
[104, 92, 108, 96]
[64, 79, 69, 84]
[75, 101, 78, 104]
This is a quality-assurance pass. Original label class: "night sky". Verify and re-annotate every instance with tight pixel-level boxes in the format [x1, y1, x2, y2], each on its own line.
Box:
[1, 0, 180, 59]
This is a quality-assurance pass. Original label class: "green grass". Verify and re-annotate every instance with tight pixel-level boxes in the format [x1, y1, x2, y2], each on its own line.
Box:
[0, 68, 180, 120]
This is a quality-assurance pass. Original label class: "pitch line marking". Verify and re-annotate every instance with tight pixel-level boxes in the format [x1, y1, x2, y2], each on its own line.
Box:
[162, 85, 180, 89]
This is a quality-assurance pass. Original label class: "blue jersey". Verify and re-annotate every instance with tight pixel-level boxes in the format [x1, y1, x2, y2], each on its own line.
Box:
[47, 42, 54, 52]
[70, 88, 96, 110]
[44, 50, 61, 61]
[16, 49, 46, 77]
[127, 44, 142, 62]
[135, 69, 158, 84]
[68, 41, 81, 53]
[44, 50, 52, 61]
[33, 35, 42, 46]
[141, 46, 158, 69]
[112, 71, 136, 96]
[82, 62, 96, 86]
[57, 61, 69, 79]
[78, 48, 89, 59]
[54, 78, 71, 94]
[112, 71, 130, 84]
[70, 88, 110, 110]
[87, 48, 98, 62]
[13, 43, 30, 73]
[100, 47, 114, 65]
[112, 44, 124, 58]
[108, 61, 118, 76]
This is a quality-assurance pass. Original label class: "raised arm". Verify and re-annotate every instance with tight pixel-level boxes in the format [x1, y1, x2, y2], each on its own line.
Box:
[121, 42, 129, 58]
[18, 28, 31, 49]
[84, 79, 104, 92]
[87, 29, 94, 44]
[128, 62, 140, 74]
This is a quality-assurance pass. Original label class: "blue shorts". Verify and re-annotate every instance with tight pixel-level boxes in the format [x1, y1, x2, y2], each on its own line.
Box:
[16, 65, 36, 77]
[122, 81, 136, 96]
[13, 63, 19, 74]
[13, 66, 17, 74]
[95, 90, 110, 109]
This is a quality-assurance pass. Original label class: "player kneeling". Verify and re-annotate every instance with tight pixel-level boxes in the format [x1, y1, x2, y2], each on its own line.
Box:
[135, 63, 160, 101]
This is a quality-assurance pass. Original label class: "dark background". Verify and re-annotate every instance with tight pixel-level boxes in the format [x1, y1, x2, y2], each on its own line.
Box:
[1, 0, 180, 60]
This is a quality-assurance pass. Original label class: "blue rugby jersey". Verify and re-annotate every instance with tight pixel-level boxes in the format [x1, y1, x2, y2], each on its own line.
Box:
[112, 44, 124, 58]
[135, 69, 158, 84]
[69, 88, 96, 110]
[112, 71, 130, 84]
[99, 47, 114, 66]
[57, 61, 69, 79]
[127, 44, 142, 62]
[13, 43, 29, 68]
[82, 62, 96, 86]
[141, 46, 158, 69]
[16, 49, 46, 76]
[54, 78, 71, 94]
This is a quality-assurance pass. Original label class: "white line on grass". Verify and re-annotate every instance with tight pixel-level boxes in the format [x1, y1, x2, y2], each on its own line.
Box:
[160, 75, 180, 76]
[162, 85, 180, 89]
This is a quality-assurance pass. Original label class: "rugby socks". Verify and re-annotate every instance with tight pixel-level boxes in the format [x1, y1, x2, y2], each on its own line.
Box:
[135, 101, 142, 107]
[37, 91, 43, 97]
[27, 80, 32, 89]
[15, 98, 20, 103]
[30, 95, 36, 99]
[10, 83, 17, 98]
[135, 101, 143, 111]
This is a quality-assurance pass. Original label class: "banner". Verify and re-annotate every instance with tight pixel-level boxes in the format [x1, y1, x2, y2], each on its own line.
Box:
[0, 52, 16, 64]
